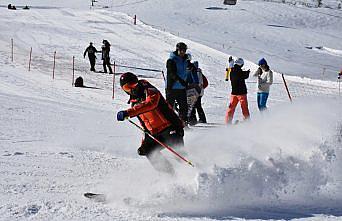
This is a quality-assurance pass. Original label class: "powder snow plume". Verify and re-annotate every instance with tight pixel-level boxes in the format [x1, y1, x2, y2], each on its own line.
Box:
[102, 97, 342, 219]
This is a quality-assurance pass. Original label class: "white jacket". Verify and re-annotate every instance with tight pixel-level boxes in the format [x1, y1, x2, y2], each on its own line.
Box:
[253, 67, 273, 93]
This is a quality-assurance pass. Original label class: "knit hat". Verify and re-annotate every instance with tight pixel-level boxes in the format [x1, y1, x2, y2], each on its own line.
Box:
[258, 58, 267, 66]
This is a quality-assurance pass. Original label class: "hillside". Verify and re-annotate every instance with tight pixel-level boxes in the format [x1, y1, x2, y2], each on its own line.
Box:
[0, 1, 342, 220]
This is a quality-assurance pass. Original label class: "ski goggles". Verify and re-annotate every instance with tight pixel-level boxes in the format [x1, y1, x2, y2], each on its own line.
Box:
[122, 82, 138, 93]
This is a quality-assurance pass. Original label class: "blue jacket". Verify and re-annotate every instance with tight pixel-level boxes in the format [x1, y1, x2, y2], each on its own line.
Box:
[166, 51, 189, 90]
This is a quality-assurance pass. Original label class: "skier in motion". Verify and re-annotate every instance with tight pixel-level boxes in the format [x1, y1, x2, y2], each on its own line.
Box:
[116, 72, 185, 175]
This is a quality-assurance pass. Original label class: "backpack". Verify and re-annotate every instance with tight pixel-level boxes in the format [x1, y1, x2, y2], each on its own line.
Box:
[202, 74, 208, 89]
[75, 76, 84, 87]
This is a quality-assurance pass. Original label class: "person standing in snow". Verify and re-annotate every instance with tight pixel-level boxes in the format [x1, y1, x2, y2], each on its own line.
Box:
[166, 42, 191, 124]
[188, 61, 207, 124]
[253, 58, 273, 111]
[116, 72, 185, 175]
[225, 58, 250, 124]
[83, 42, 98, 72]
[101, 40, 113, 74]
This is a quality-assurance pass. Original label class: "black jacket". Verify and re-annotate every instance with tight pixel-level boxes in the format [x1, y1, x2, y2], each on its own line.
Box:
[230, 65, 250, 95]
[101, 43, 110, 60]
[83, 45, 98, 58]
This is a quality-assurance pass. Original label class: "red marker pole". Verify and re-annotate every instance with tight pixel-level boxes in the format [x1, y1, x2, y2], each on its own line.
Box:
[112, 61, 116, 99]
[282, 74, 292, 102]
[11, 38, 14, 62]
[28, 47, 32, 71]
[72, 56, 75, 86]
[338, 71, 342, 96]
[52, 51, 56, 79]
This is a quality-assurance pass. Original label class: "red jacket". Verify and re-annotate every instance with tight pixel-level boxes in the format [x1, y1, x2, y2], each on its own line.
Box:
[127, 80, 183, 135]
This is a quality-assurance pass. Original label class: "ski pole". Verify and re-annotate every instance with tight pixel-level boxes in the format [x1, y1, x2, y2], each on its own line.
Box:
[127, 119, 194, 167]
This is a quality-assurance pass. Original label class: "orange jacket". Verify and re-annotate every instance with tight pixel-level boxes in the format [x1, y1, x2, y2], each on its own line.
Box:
[127, 80, 183, 135]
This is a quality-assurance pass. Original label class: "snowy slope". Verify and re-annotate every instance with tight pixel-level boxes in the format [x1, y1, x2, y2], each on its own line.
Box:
[110, 0, 342, 81]
[0, 2, 342, 221]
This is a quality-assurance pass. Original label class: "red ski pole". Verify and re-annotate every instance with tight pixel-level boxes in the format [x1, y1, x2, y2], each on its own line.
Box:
[127, 119, 194, 167]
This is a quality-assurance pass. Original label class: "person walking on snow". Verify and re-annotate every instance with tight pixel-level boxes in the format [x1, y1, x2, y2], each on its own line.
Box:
[225, 58, 250, 124]
[253, 58, 273, 111]
[101, 40, 113, 74]
[166, 42, 191, 124]
[83, 42, 98, 72]
[117, 72, 185, 175]
[188, 61, 207, 124]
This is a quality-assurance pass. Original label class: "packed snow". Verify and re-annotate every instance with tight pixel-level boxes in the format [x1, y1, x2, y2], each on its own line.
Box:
[0, 0, 341, 220]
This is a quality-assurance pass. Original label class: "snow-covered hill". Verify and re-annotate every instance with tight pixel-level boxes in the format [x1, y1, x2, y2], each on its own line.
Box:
[0, 1, 342, 220]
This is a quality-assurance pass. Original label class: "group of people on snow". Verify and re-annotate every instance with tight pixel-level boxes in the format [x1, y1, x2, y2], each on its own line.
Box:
[225, 57, 273, 124]
[83, 40, 113, 74]
[7, 4, 29, 10]
[84, 41, 273, 174]
[115, 42, 210, 174]
[165, 42, 207, 126]
[7, 4, 16, 10]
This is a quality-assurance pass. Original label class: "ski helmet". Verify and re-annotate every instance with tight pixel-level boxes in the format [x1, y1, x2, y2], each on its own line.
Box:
[258, 58, 267, 66]
[176, 42, 187, 51]
[234, 58, 244, 67]
[120, 72, 138, 87]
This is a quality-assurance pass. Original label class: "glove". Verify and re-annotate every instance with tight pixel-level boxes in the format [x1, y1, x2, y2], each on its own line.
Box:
[117, 110, 129, 121]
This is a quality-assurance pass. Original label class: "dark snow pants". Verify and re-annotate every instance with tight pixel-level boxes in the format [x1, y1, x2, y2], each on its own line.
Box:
[88, 55, 96, 71]
[103, 58, 113, 74]
[190, 96, 207, 123]
[166, 89, 188, 123]
[137, 127, 184, 175]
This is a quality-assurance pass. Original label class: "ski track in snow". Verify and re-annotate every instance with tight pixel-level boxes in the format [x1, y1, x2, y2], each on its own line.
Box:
[0, 2, 342, 221]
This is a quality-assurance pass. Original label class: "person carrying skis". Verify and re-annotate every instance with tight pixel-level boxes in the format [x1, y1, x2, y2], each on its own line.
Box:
[101, 40, 113, 74]
[188, 61, 207, 125]
[253, 58, 273, 111]
[166, 42, 190, 124]
[83, 42, 98, 72]
[117, 72, 185, 175]
[225, 56, 234, 81]
[225, 58, 250, 124]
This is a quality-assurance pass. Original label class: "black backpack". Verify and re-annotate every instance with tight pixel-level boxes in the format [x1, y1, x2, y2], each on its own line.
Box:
[75, 76, 84, 87]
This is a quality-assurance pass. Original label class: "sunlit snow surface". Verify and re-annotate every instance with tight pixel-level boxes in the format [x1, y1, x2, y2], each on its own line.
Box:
[0, 1, 342, 220]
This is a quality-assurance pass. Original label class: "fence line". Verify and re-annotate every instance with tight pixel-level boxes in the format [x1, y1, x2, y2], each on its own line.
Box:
[4, 38, 341, 102]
